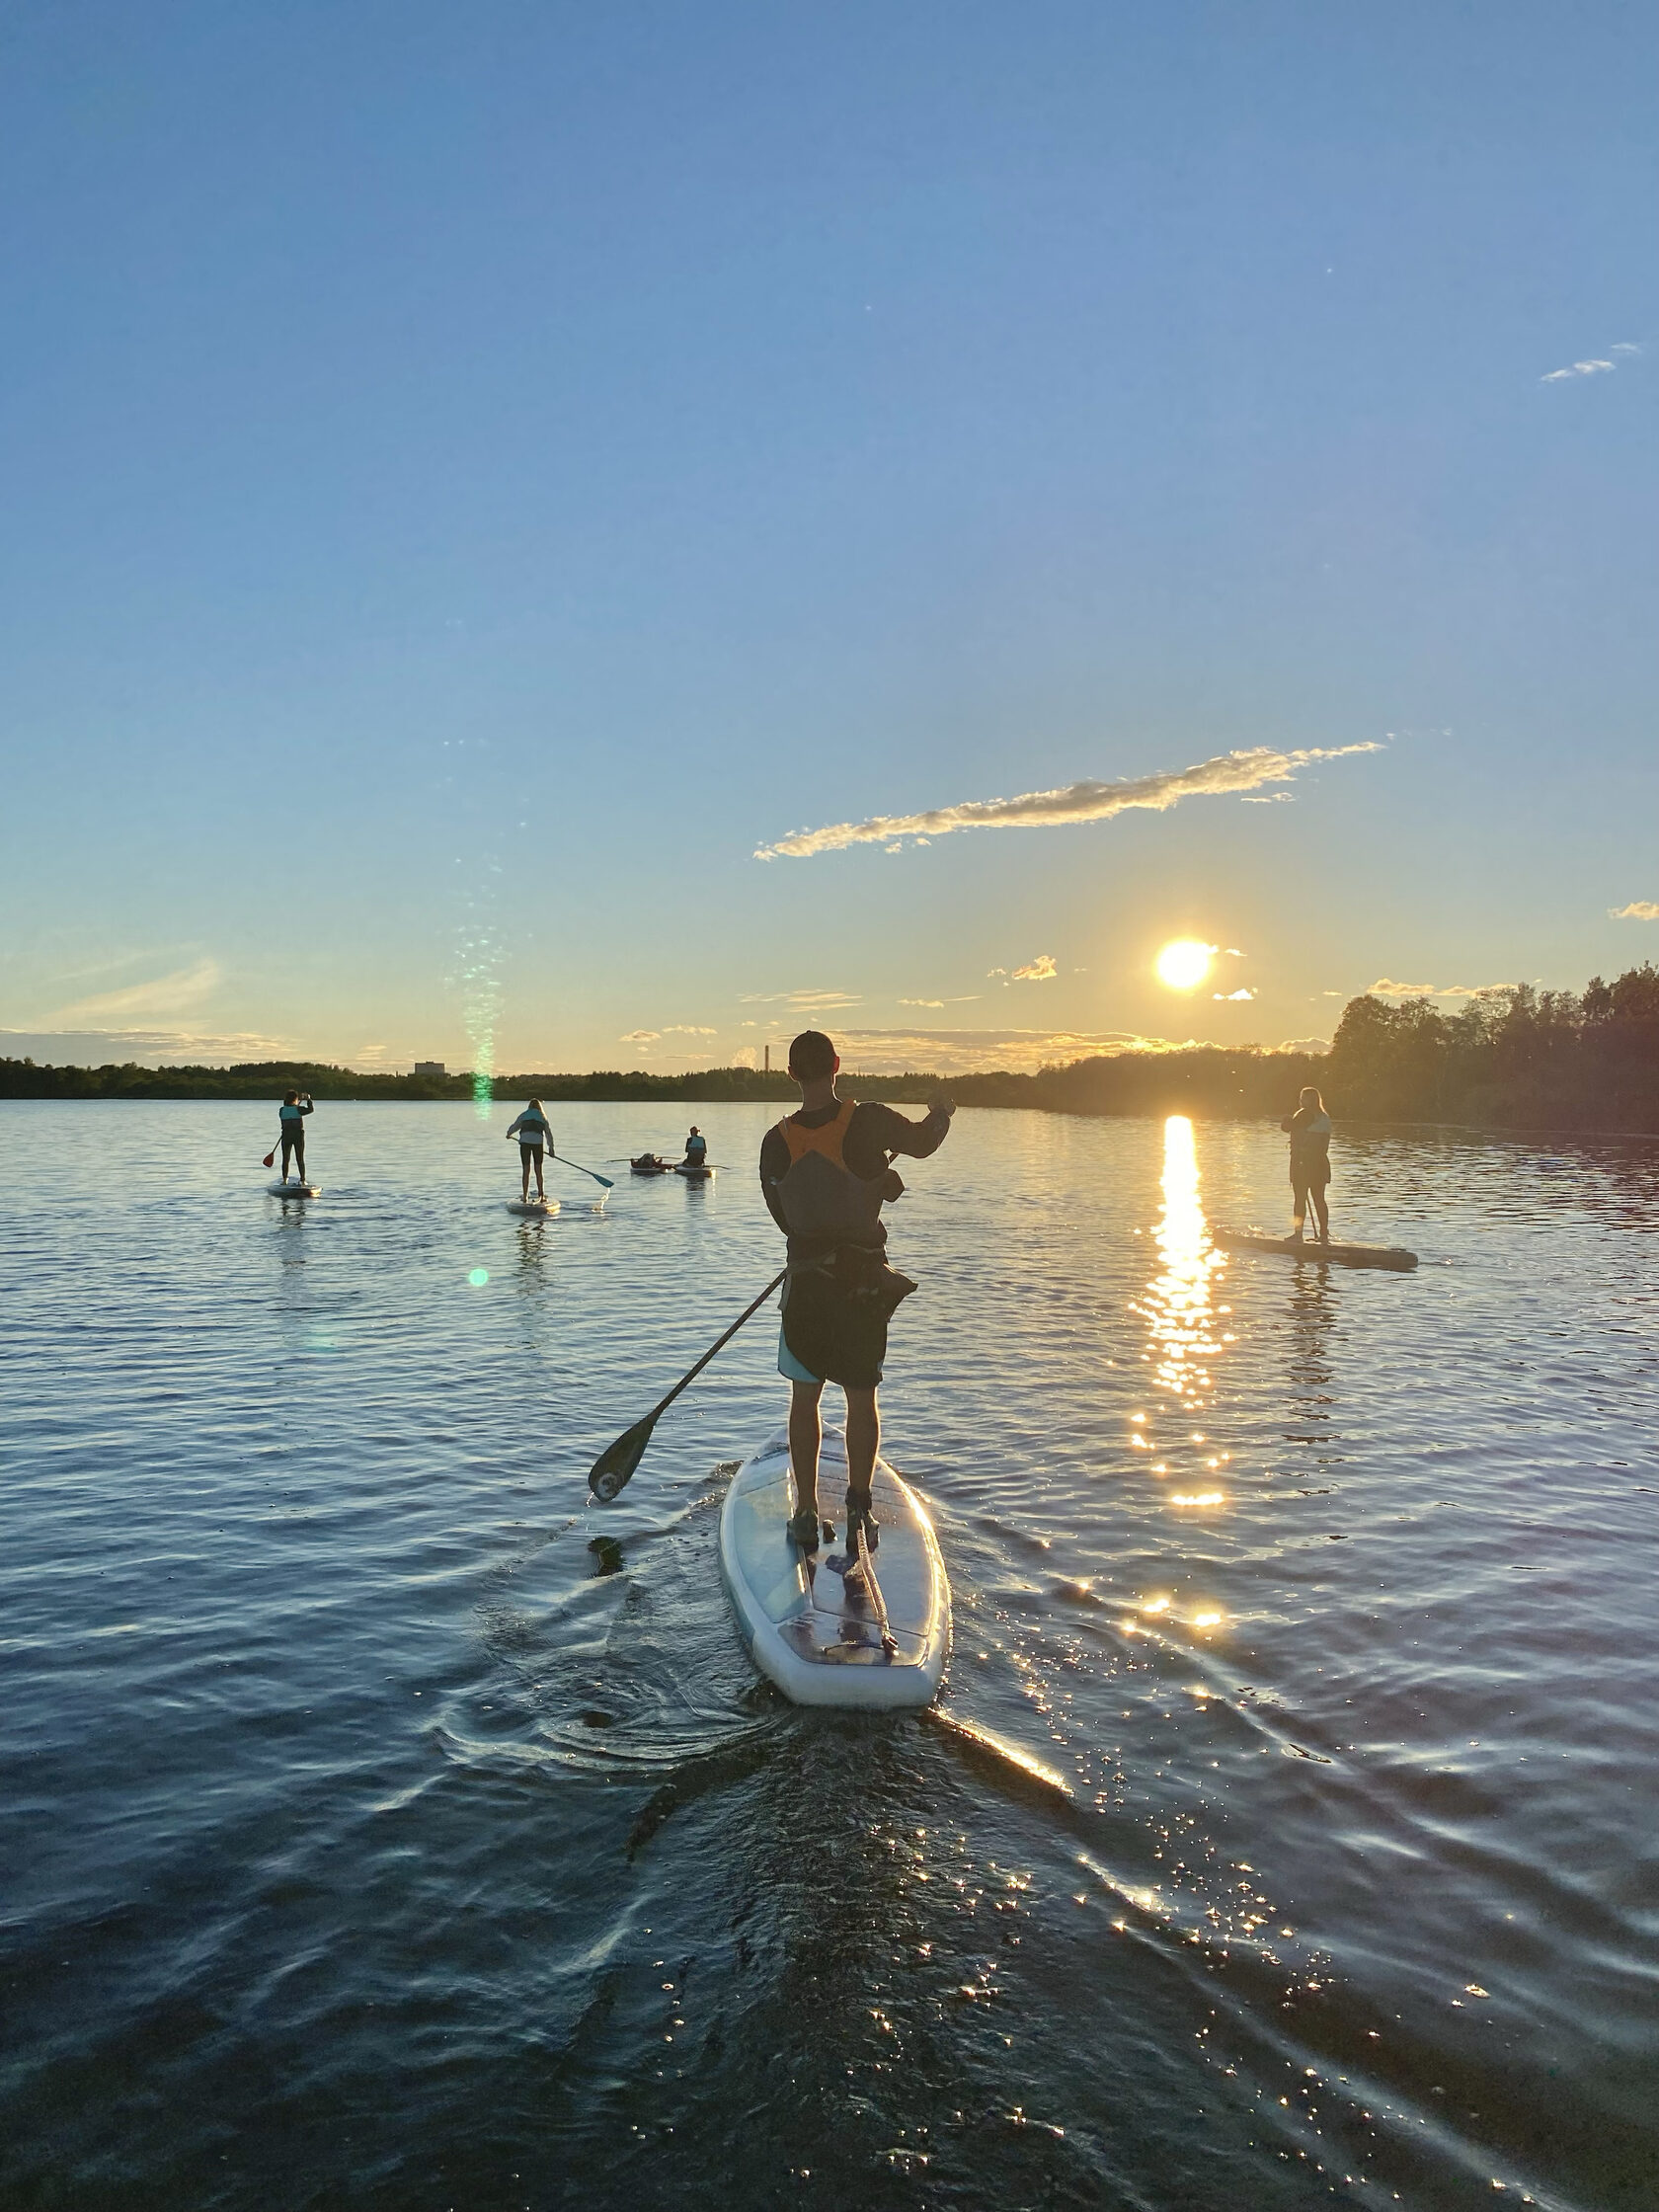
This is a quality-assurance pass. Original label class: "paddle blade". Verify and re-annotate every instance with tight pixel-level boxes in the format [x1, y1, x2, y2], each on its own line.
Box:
[262, 1150, 276, 1168]
[589, 1414, 657, 1502]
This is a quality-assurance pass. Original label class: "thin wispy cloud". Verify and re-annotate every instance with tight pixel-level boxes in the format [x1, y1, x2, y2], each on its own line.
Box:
[1541, 343, 1638, 383]
[1213, 988, 1254, 1001]
[1, 1025, 288, 1066]
[754, 744, 1382, 860]
[738, 988, 861, 1009]
[1368, 978, 1510, 999]
[49, 956, 221, 1026]
[664, 1024, 719, 1036]
[830, 1025, 1187, 1076]
[1011, 955, 1058, 983]
[1610, 901, 1659, 920]
[618, 1028, 660, 1045]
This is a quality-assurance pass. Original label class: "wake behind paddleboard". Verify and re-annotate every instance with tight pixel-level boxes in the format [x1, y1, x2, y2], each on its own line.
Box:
[268, 1181, 320, 1199]
[1214, 1226, 1417, 1272]
[507, 1198, 560, 1217]
[719, 1424, 950, 1709]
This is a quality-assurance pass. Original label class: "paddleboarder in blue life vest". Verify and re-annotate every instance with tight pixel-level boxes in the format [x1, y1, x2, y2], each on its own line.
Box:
[505, 1097, 553, 1204]
[759, 1029, 954, 1556]
[1282, 1086, 1333, 1243]
[276, 1090, 313, 1182]
[683, 1126, 708, 1168]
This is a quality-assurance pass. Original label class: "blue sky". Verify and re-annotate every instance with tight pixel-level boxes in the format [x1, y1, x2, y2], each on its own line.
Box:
[2, 1, 1655, 1073]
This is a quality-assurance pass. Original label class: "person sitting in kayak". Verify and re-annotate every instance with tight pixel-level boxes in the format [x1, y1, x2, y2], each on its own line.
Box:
[1282, 1085, 1332, 1243]
[683, 1127, 708, 1168]
[759, 1029, 953, 1560]
[277, 1090, 313, 1183]
[506, 1097, 553, 1203]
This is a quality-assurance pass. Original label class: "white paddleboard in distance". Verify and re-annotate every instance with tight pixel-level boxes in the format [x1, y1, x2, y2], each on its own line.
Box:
[675, 1162, 715, 1180]
[507, 1198, 560, 1217]
[268, 1181, 320, 1198]
[719, 1423, 950, 1709]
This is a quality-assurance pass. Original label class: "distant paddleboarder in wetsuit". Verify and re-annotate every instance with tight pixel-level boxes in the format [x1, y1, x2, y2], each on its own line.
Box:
[277, 1091, 313, 1183]
[683, 1127, 707, 1168]
[506, 1098, 553, 1203]
[1282, 1086, 1332, 1243]
[759, 1029, 954, 1556]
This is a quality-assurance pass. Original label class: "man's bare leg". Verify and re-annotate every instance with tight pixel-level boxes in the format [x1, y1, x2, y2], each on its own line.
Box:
[1312, 1187, 1330, 1242]
[788, 1380, 824, 1533]
[843, 1386, 881, 1557]
[845, 1386, 879, 1495]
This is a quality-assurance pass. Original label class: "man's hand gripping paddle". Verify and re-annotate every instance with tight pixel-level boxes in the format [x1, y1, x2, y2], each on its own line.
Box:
[588, 1270, 787, 1502]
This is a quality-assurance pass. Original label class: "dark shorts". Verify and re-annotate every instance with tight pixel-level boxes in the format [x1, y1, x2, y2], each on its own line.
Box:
[780, 1249, 916, 1392]
[520, 1144, 544, 1163]
[281, 1126, 304, 1146]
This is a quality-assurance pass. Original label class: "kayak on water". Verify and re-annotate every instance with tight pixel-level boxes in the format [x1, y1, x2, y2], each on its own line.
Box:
[630, 1154, 672, 1176]
[268, 1180, 320, 1199]
[1214, 1226, 1418, 1272]
[719, 1424, 950, 1709]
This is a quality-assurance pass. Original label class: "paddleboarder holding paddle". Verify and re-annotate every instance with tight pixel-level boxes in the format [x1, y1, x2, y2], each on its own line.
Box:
[506, 1097, 554, 1204]
[759, 1030, 953, 1557]
[1282, 1085, 1333, 1244]
[275, 1090, 313, 1183]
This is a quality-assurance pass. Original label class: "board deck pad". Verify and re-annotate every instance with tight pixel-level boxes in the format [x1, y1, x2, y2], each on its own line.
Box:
[1214, 1226, 1417, 1272]
[268, 1181, 320, 1198]
[719, 1425, 950, 1708]
[507, 1198, 560, 1216]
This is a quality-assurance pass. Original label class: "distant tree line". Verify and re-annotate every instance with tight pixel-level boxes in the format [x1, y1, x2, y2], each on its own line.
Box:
[3, 966, 1655, 1132]
[1316, 965, 1659, 1133]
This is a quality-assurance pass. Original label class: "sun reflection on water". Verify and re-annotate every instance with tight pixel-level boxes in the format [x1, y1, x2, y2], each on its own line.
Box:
[1135, 1115, 1226, 1409]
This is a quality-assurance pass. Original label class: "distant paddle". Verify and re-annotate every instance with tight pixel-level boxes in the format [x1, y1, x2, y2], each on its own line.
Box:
[589, 1269, 787, 1502]
[551, 1151, 614, 1189]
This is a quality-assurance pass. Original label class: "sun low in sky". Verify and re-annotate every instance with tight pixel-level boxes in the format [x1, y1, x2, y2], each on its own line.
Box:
[1154, 941, 1217, 991]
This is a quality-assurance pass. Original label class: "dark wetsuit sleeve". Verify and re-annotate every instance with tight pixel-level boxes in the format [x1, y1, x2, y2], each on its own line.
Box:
[845, 1102, 950, 1178]
[758, 1126, 790, 1235]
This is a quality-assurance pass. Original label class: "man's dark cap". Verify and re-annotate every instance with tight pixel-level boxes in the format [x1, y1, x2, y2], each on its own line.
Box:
[787, 1029, 837, 1078]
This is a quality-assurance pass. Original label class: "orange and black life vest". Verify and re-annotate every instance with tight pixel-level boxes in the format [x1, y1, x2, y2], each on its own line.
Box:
[770, 1100, 887, 1252]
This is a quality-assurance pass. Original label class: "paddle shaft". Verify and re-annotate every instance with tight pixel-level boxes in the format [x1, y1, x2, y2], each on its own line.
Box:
[644, 1268, 786, 1426]
[551, 1150, 614, 1188]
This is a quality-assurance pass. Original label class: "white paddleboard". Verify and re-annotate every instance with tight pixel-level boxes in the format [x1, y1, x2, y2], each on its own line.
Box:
[268, 1181, 320, 1198]
[719, 1423, 950, 1709]
[675, 1162, 715, 1180]
[507, 1198, 560, 1217]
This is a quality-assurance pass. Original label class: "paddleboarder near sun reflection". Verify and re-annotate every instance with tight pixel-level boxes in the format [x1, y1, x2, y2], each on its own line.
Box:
[759, 1029, 954, 1557]
[1282, 1084, 1333, 1243]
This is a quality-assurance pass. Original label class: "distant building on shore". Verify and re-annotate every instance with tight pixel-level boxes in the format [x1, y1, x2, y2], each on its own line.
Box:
[412, 1061, 446, 1078]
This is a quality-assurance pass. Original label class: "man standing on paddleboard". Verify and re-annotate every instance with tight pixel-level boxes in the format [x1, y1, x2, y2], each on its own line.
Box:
[759, 1030, 953, 1557]
[276, 1090, 313, 1183]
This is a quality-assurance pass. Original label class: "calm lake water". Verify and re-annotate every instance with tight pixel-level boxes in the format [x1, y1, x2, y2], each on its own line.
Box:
[4, 1099, 1658, 2212]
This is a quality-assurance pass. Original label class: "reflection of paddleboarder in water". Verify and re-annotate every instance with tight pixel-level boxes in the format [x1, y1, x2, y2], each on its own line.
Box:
[1282, 1085, 1332, 1244]
[759, 1029, 953, 1557]
[277, 1091, 313, 1183]
[505, 1098, 553, 1204]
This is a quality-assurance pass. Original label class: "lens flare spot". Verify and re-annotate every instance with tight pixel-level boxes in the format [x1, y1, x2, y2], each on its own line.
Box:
[468, 1267, 489, 1287]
